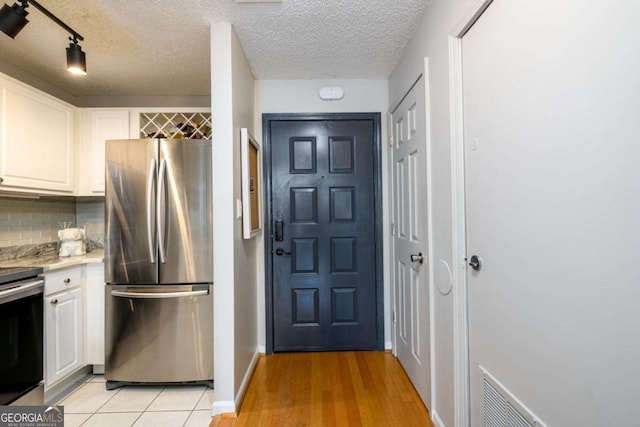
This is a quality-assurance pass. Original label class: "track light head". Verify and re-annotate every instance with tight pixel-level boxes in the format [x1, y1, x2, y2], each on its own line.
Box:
[2, 1, 87, 75]
[0, 1, 29, 39]
[66, 38, 86, 75]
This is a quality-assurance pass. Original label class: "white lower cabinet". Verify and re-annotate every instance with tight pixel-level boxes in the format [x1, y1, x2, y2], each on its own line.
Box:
[84, 263, 105, 368]
[44, 285, 84, 388]
[43, 262, 106, 388]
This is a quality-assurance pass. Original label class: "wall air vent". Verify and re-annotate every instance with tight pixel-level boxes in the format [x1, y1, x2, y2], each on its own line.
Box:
[481, 367, 547, 427]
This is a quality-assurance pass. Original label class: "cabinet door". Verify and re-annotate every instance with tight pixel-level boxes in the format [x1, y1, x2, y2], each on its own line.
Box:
[84, 263, 105, 366]
[45, 287, 84, 387]
[77, 110, 129, 195]
[0, 78, 75, 193]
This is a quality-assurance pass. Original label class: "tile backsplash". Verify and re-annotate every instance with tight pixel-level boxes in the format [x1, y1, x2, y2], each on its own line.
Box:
[76, 199, 105, 245]
[0, 197, 104, 248]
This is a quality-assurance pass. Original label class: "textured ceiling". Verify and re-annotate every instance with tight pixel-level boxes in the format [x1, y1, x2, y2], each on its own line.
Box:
[0, 0, 429, 97]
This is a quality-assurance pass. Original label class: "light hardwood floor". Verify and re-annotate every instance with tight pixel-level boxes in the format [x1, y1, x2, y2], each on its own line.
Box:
[211, 351, 433, 427]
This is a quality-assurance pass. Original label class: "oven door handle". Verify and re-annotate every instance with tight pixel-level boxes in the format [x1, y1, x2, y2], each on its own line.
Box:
[0, 279, 44, 304]
[111, 289, 209, 299]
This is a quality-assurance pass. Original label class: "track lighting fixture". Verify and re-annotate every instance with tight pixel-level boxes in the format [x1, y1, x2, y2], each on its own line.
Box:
[66, 37, 86, 75]
[0, 1, 28, 38]
[0, 0, 87, 75]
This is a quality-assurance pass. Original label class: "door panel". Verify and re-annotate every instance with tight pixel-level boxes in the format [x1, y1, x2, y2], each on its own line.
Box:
[105, 139, 158, 285]
[391, 76, 430, 406]
[463, 0, 640, 425]
[159, 139, 213, 284]
[269, 118, 378, 351]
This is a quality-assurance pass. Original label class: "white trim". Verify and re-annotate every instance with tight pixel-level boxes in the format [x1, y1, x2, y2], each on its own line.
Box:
[211, 401, 235, 417]
[240, 128, 263, 239]
[448, 1, 495, 427]
[386, 109, 397, 357]
[448, 34, 469, 427]
[234, 350, 261, 410]
[424, 56, 437, 420]
[432, 410, 447, 427]
[450, 0, 494, 38]
[212, 351, 260, 417]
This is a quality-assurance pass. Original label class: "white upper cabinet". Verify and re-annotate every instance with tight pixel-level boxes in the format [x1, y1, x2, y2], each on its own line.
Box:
[0, 76, 75, 193]
[77, 109, 130, 195]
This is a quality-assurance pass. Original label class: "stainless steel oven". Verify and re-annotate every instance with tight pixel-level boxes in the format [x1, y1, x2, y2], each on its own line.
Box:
[0, 267, 44, 405]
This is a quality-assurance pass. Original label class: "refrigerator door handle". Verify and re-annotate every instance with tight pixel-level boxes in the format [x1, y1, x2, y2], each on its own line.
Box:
[146, 158, 158, 264]
[111, 289, 209, 299]
[157, 158, 167, 264]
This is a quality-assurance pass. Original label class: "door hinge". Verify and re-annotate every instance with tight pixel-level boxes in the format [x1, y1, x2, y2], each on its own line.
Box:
[392, 311, 396, 323]
[388, 135, 394, 147]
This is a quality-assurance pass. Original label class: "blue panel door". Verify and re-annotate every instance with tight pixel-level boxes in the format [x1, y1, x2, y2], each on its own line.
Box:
[269, 118, 379, 351]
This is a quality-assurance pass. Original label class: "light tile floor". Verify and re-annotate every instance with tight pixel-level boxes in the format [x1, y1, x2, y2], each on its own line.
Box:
[56, 375, 214, 427]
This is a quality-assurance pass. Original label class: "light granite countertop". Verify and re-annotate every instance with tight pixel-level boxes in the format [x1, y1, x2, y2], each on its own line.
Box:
[0, 249, 104, 271]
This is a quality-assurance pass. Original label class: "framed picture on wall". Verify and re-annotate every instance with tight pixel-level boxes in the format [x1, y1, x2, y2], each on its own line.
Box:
[241, 128, 262, 239]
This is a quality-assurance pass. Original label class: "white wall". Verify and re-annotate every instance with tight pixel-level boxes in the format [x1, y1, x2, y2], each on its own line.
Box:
[255, 79, 390, 351]
[231, 26, 259, 400]
[389, 1, 476, 426]
[210, 22, 258, 415]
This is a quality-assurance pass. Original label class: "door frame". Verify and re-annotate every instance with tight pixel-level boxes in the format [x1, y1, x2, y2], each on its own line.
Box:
[448, 0, 496, 426]
[262, 112, 384, 354]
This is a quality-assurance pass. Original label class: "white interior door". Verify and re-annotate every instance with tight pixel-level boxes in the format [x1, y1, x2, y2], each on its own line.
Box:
[463, 0, 640, 425]
[391, 76, 431, 407]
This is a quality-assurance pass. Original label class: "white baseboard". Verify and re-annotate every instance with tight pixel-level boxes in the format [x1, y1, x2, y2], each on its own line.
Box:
[258, 345, 266, 354]
[385, 340, 393, 350]
[432, 410, 446, 427]
[211, 350, 261, 417]
[44, 366, 92, 405]
[211, 401, 235, 416]
[235, 351, 261, 409]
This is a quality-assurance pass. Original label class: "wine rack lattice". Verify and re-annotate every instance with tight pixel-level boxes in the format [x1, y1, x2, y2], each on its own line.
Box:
[140, 112, 212, 139]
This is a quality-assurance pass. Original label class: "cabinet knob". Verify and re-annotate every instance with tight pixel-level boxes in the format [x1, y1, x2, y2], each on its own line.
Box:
[50, 299, 58, 305]
[0, 177, 3, 184]
[63, 278, 71, 284]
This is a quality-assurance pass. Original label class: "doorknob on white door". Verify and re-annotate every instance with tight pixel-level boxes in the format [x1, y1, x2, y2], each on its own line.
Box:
[410, 253, 424, 264]
[468, 255, 482, 271]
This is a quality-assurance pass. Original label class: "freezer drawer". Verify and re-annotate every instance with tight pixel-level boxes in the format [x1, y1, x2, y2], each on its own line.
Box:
[105, 284, 213, 387]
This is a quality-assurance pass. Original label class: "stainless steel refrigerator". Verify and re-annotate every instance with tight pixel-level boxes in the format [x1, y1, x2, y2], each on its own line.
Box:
[104, 138, 213, 389]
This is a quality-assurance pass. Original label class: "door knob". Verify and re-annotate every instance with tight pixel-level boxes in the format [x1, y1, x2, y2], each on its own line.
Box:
[274, 247, 292, 256]
[410, 252, 424, 264]
[468, 255, 482, 271]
